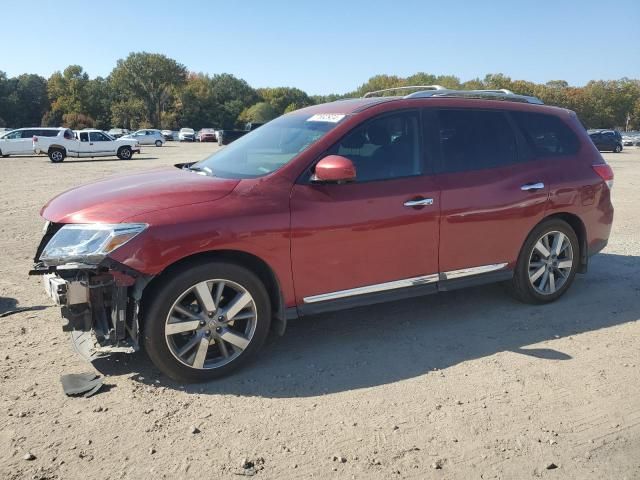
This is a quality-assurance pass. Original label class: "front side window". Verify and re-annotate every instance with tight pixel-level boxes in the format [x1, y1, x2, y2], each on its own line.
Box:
[437, 109, 517, 173]
[5, 130, 23, 139]
[330, 111, 421, 182]
[89, 132, 109, 142]
[511, 111, 579, 157]
[196, 113, 344, 179]
[79, 132, 89, 142]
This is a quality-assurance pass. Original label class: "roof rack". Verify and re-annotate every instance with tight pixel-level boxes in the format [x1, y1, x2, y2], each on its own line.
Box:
[363, 85, 447, 98]
[405, 88, 544, 105]
[362, 86, 543, 105]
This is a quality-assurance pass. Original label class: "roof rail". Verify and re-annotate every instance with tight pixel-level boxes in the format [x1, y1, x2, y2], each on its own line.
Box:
[404, 88, 544, 105]
[363, 85, 446, 98]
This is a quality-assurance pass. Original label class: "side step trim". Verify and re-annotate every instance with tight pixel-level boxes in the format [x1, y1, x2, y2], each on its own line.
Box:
[303, 263, 509, 304]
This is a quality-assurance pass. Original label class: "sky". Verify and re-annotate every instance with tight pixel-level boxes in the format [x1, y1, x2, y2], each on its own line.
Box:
[2, 0, 639, 95]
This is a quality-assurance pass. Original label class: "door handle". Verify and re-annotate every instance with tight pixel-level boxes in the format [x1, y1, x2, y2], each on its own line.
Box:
[404, 198, 434, 207]
[521, 182, 545, 191]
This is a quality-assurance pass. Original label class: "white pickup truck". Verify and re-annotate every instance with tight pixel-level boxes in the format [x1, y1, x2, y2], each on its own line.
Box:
[33, 128, 141, 163]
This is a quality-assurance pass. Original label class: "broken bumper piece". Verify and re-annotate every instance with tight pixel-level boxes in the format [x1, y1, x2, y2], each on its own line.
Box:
[38, 264, 149, 362]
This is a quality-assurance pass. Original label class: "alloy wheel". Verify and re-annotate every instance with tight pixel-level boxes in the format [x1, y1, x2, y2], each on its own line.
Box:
[528, 230, 574, 295]
[164, 279, 257, 370]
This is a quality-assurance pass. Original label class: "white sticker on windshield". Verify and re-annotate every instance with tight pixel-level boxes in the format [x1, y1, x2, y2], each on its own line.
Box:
[306, 113, 346, 123]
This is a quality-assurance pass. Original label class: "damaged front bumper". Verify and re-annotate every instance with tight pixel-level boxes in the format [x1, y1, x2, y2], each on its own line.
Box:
[32, 261, 150, 362]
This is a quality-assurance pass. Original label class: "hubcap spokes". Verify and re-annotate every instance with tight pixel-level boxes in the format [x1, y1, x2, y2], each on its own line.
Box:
[165, 279, 257, 370]
[528, 231, 573, 295]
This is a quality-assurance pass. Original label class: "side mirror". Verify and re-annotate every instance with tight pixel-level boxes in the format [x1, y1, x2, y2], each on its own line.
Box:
[312, 155, 356, 183]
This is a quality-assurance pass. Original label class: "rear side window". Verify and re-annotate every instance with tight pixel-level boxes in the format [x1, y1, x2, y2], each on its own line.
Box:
[436, 109, 517, 173]
[511, 112, 579, 157]
[39, 129, 59, 137]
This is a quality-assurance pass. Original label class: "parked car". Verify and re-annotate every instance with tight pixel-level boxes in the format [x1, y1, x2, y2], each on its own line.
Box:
[217, 122, 264, 146]
[197, 128, 217, 142]
[622, 134, 640, 147]
[31, 87, 614, 382]
[0, 127, 62, 157]
[179, 128, 196, 142]
[122, 129, 165, 146]
[589, 131, 623, 152]
[161, 129, 174, 141]
[107, 128, 130, 139]
[33, 128, 141, 162]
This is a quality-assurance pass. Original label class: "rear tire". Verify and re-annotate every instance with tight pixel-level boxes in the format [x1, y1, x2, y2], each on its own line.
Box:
[507, 219, 579, 304]
[117, 146, 132, 160]
[143, 260, 272, 382]
[49, 148, 65, 163]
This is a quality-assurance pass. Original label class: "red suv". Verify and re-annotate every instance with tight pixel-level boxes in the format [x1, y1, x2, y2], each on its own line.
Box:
[32, 87, 614, 382]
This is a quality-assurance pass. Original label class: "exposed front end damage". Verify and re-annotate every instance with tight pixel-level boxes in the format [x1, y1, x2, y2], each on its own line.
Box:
[30, 222, 151, 362]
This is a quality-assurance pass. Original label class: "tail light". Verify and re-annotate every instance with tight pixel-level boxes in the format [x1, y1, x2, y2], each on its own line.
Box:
[33, 136, 38, 143]
[592, 163, 614, 189]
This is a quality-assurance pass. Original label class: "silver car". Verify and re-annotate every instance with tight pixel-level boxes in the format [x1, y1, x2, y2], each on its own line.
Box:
[123, 129, 165, 147]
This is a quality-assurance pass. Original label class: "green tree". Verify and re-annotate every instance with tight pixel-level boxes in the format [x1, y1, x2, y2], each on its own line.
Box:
[110, 52, 187, 127]
[257, 87, 313, 115]
[239, 102, 277, 123]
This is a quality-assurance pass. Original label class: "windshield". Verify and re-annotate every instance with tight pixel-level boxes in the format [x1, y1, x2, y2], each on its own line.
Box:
[194, 113, 345, 178]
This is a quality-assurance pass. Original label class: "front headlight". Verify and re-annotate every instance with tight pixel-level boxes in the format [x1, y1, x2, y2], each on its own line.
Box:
[40, 223, 147, 266]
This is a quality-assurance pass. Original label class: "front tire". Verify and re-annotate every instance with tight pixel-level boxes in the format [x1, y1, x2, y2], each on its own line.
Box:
[155, 140, 163, 147]
[507, 219, 579, 304]
[49, 148, 65, 163]
[117, 146, 132, 160]
[613, 144, 622, 153]
[143, 261, 272, 382]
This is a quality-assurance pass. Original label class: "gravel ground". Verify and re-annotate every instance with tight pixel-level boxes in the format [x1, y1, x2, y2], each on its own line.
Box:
[1, 143, 639, 480]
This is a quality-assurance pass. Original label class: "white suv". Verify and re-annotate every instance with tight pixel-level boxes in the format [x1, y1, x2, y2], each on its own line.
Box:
[0, 128, 62, 157]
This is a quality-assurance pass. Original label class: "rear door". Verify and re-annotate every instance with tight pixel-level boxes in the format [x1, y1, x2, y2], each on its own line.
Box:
[431, 108, 550, 277]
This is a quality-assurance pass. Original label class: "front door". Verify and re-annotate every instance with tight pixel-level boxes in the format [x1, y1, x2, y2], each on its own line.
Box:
[290, 110, 440, 307]
[89, 131, 116, 156]
[2, 129, 32, 154]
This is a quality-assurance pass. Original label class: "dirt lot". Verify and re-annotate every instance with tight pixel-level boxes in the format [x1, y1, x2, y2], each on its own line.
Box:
[1, 143, 639, 480]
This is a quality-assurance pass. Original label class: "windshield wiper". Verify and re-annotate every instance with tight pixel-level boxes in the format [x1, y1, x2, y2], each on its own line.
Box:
[185, 165, 214, 176]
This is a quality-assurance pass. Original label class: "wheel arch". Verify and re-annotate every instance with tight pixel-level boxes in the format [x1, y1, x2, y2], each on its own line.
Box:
[48, 144, 67, 154]
[140, 249, 289, 336]
[532, 212, 588, 273]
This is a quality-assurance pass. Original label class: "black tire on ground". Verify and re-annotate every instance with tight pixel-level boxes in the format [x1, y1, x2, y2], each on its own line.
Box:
[506, 218, 580, 304]
[614, 144, 622, 153]
[142, 260, 272, 382]
[48, 148, 65, 163]
[117, 146, 132, 160]
[155, 140, 163, 147]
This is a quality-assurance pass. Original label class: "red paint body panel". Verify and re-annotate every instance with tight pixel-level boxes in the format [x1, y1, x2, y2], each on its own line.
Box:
[436, 161, 550, 271]
[38, 97, 614, 312]
[41, 168, 239, 224]
[290, 177, 440, 302]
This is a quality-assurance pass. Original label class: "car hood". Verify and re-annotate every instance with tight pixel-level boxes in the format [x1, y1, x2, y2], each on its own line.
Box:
[41, 167, 240, 224]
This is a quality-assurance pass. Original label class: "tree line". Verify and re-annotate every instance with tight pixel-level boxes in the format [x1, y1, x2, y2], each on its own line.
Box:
[1, 52, 639, 131]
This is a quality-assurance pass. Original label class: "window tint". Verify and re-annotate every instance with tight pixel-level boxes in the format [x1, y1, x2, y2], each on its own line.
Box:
[79, 132, 89, 142]
[89, 131, 109, 142]
[332, 111, 421, 182]
[437, 110, 517, 173]
[39, 129, 59, 137]
[512, 111, 579, 156]
[22, 130, 36, 137]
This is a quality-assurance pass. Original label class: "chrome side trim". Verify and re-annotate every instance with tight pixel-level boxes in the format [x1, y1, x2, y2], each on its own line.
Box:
[303, 274, 439, 304]
[441, 263, 509, 280]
